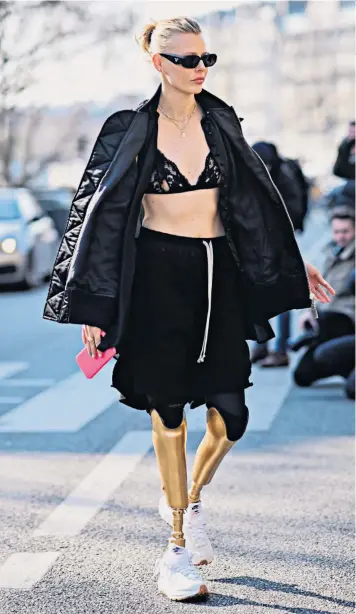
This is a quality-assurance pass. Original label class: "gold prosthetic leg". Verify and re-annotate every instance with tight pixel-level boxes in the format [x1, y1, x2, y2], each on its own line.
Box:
[189, 407, 236, 504]
[151, 409, 188, 547]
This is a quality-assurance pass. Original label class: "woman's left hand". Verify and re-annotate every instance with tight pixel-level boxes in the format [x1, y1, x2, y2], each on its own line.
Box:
[304, 261, 336, 303]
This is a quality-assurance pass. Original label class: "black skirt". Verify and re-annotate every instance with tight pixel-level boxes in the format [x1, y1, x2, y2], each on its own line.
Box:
[112, 227, 252, 409]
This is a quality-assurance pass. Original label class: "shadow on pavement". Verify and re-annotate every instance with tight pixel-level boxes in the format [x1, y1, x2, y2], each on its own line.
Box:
[212, 576, 355, 611]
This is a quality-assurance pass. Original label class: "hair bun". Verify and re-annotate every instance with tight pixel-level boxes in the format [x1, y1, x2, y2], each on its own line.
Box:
[137, 22, 157, 54]
[136, 17, 201, 57]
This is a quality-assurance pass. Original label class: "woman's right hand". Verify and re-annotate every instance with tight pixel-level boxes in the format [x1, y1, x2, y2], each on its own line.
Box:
[82, 325, 102, 358]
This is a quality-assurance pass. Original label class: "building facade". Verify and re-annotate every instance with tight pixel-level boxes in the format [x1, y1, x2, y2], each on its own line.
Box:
[198, 0, 354, 170]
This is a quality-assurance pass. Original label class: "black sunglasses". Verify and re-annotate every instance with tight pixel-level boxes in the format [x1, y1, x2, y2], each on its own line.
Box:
[159, 52, 217, 69]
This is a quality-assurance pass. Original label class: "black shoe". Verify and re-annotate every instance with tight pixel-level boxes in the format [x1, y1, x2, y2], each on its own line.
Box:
[259, 352, 289, 368]
[290, 332, 318, 352]
[250, 346, 269, 364]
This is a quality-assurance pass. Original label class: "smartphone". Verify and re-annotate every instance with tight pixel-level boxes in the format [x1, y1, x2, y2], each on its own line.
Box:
[76, 332, 116, 379]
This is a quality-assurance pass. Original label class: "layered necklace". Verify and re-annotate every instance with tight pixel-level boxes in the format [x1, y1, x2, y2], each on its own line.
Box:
[158, 102, 197, 138]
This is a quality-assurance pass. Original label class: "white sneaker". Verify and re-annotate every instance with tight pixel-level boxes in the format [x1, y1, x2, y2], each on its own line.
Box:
[159, 496, 214, 566]
[155, 543, 209, 601]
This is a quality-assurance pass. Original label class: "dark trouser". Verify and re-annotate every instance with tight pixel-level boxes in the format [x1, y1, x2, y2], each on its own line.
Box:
[293, 311, 355, 388]
[254, 311, 291, 354]
[345, 368, 355, 400]
[313, 310, 355, 344]
[276, 311, 291, 353]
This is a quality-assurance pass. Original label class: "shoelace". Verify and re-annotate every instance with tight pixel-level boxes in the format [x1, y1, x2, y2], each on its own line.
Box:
[153, 551, 201, 580]
[186, 520, 208, 548]
[174, 553, 202, 580]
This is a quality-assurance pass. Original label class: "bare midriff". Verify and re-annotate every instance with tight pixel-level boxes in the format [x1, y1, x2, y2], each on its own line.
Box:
[142, 188, 225, 239]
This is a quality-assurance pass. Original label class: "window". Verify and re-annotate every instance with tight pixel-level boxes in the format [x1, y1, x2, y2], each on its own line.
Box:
[288, 1, 308, 14]
[17, 190, 43, 222]
[0, 190, 20, 220]
[217, 8, 236, 23]
[339, 1, 354, 9]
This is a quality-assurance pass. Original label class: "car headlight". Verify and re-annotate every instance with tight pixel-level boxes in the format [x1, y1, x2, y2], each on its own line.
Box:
[1, 238, 17, 254]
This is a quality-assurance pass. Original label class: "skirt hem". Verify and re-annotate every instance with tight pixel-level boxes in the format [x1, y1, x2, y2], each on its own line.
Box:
[113, 380, 254, 412]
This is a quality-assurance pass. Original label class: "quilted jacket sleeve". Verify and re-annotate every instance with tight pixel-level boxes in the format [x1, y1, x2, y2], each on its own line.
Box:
[43, 111, 136, 328]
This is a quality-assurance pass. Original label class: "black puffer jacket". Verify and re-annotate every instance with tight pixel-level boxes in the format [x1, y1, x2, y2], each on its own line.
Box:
[43, 86, 311, 352]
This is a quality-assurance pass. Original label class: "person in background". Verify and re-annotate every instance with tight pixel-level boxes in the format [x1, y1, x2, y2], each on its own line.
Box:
[296, 334, 355, 398]
[282, 156, 310, 232]
[333, 120, 355, 180]
[250, 141, 306, 367]
[293, 211, 355, 387]
[324, 180, 355, 214]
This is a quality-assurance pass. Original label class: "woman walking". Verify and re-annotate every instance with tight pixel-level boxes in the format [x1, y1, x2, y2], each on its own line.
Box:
[43, 17, 334, 602]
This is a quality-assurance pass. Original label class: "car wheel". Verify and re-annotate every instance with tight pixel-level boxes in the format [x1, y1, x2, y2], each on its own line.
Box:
[19, 251, 42, 290]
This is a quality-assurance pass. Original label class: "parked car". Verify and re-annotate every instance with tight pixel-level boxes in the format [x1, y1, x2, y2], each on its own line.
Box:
[0, 187, 59, 289]
[32, 187, 73, 235]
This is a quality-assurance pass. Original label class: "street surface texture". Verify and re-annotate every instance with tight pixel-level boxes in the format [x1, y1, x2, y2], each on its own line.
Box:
[0, 209, 354, 613]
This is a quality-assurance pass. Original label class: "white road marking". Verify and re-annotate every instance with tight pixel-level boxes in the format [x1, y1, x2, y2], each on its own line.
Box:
[0, 552, 60, 589]
[33, 430, 152, 537]
[0, 397, 24, 404]
[0, 379, 55, 387]
[0, 364, 118, 433]
[186, 363, 295, 433]
[0, 363, 28, 380]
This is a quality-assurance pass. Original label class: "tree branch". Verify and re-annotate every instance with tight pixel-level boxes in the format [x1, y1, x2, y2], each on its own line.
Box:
[0, 1, 136, 186]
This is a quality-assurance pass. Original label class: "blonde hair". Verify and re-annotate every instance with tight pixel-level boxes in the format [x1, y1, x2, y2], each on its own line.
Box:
[136, 17, 201, 56]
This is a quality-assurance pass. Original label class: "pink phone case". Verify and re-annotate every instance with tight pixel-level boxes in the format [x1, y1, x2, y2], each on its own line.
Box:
[76, 332, 116, 379]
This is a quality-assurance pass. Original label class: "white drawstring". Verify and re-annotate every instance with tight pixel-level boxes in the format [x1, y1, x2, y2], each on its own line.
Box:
[197, 240, 214, 363]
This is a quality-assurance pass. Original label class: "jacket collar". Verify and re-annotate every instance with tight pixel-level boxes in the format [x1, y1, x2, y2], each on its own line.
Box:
[339, 240, 355, 261]
[326, 239, 355, 261]
[136, 83, 240, 119]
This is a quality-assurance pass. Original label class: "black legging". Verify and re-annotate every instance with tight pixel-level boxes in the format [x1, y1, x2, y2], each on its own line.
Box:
[151, 391, 249, 442]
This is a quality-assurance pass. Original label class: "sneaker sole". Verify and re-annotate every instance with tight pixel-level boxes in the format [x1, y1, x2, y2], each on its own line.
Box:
[159, 505, 213, 566]
[159, 584, 209, 602]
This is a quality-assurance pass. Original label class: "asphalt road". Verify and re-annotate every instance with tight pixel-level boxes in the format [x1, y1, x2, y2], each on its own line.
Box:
[0, 209, 354, 614]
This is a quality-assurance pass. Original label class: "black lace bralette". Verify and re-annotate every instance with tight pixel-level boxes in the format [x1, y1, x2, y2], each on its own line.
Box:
[145, 149, 222, 194]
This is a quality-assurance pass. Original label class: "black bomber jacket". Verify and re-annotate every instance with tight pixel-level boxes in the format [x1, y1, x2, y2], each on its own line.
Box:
[43, 85, 312, 352]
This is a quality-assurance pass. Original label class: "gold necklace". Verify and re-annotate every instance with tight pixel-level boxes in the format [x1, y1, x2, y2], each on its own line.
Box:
[158, 103, 196, 138]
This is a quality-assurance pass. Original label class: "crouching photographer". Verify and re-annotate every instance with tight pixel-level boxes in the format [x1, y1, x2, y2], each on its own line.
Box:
[292, 209, 355, 394]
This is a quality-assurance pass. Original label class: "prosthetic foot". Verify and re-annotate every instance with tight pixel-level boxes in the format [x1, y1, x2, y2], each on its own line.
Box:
[159, 496, 214, 566]
[151, 409, 208, 600]
[155, 543, 209, 602]
[159, 407, 237, 566]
